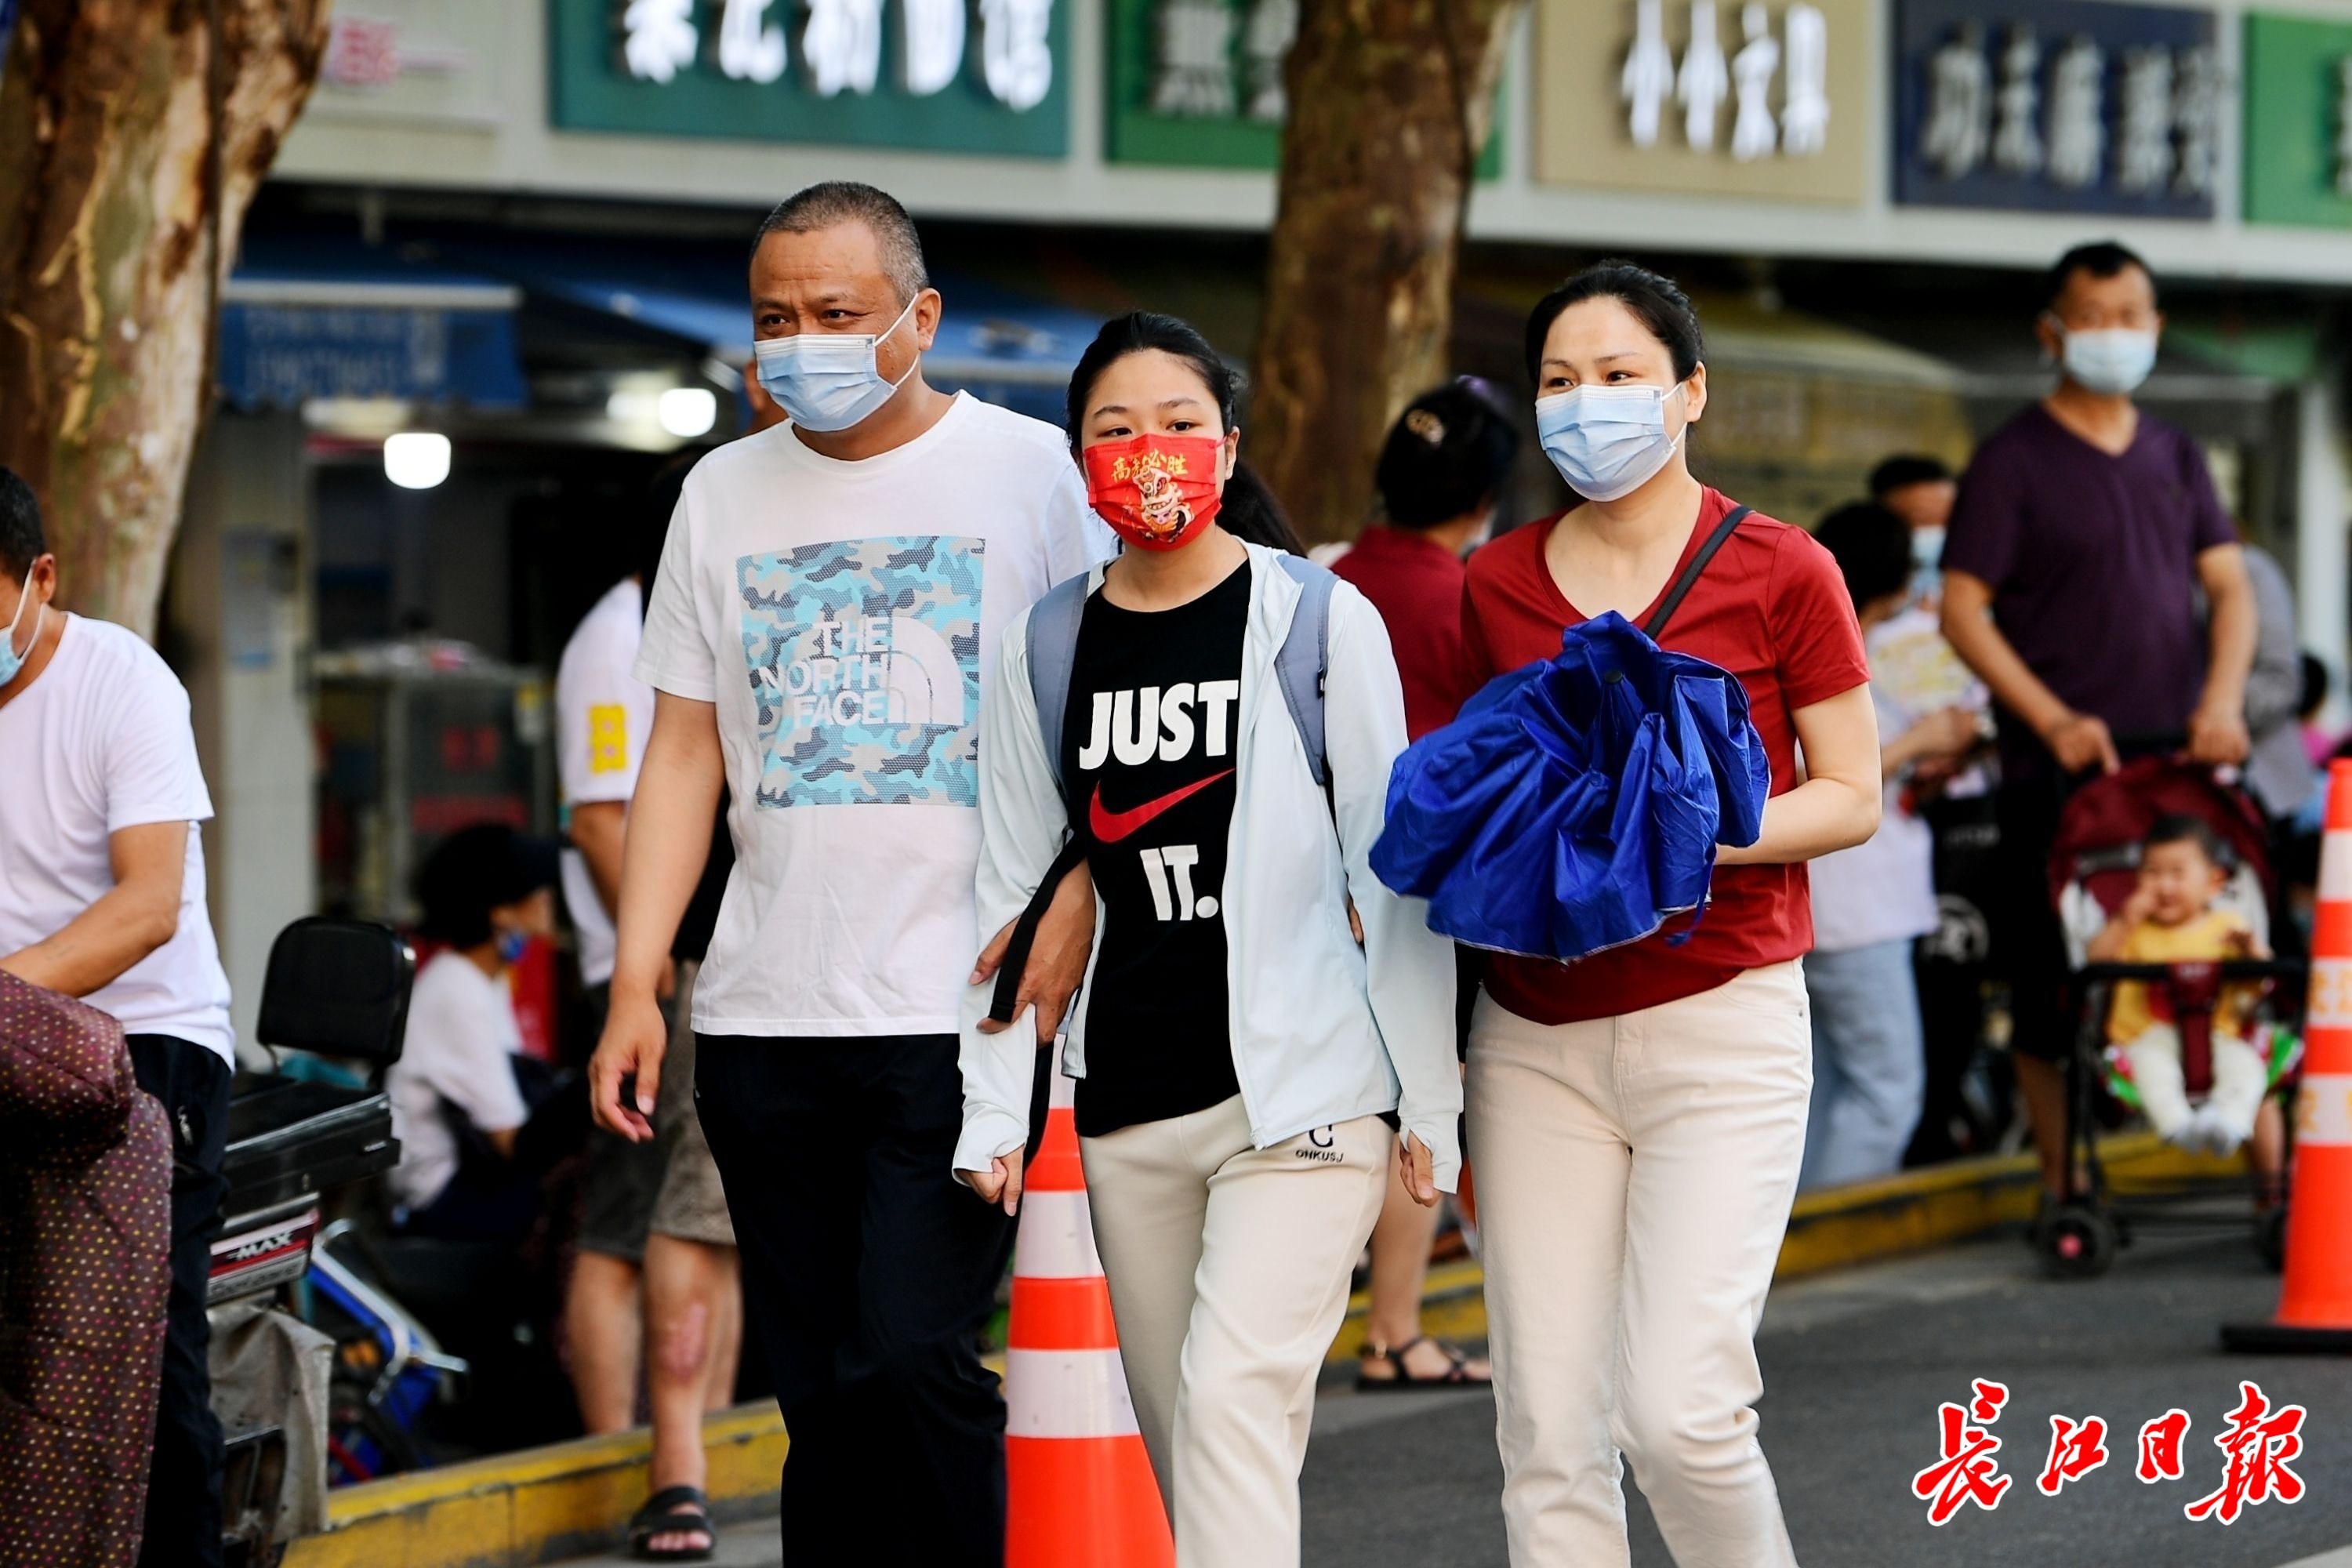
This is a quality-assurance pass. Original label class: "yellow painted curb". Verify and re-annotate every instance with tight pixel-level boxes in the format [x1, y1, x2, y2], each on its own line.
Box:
[281, 1402, 786, 1568]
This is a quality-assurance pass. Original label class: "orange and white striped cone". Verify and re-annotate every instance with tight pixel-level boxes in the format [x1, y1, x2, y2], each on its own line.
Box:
[1004, 1073, 1174, 1566]
[2225, 757, 2352, 1352]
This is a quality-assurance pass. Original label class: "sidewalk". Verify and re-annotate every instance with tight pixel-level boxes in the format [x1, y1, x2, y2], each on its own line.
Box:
[554, 1519, 779, 1567]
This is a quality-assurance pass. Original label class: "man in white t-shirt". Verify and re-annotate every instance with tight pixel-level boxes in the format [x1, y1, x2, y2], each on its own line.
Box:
[0, 467, 237, 1568]
[553, 562, 669, 1436]
[589, 183, 1111, 1567]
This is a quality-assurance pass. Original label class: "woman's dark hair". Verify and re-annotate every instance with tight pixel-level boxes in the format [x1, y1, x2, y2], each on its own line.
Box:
[1811, 501, 1915, 612]
[1375, 383, 1520, 529]
[1065, 311, 1305, 555]
[1523, 261, 1704, 387]
[1868, 453, 1953, 499]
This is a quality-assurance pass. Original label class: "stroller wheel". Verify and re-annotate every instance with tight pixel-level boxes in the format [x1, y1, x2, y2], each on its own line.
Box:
[2038, 1205, 2119, 1279]
[2258, 1206, 2288, 1274]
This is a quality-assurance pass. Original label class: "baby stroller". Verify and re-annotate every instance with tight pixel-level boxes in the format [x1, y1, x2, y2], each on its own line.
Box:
[2036, 757, 2304, 1279]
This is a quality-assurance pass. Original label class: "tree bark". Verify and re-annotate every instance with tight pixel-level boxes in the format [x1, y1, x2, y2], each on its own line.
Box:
[0, 0, 328, 638]
[1250, 0, 1523, 544]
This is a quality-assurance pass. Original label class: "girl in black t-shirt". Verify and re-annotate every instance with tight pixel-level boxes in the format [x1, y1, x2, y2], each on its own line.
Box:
[956, 314, 1461, 1568]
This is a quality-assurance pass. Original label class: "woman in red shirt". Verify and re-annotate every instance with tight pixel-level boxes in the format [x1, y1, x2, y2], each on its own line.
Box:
[1460, 263, 1879, 1566]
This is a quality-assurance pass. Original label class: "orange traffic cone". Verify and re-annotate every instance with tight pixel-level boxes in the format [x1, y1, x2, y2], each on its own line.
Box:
[1004, 1073, 1174, 1565]
[2225, 757, 2352, 1352]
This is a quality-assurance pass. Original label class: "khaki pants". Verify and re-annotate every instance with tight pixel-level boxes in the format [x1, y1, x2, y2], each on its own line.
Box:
[1467, 962, 1812, 1568]
[1080, 1094, 1389, 1568]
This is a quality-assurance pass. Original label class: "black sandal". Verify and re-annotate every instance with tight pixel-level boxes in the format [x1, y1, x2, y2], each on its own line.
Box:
[1356, 1335, 1490, 1392]
[629, 1485, 716, 1562]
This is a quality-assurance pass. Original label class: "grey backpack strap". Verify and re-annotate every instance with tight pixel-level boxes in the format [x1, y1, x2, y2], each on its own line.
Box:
[1273, 554, 1338, 788]
[1025, 573, 1093, 799]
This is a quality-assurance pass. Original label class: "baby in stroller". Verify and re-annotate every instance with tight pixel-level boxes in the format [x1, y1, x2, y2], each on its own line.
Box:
[2085, 814, 2269, 1153]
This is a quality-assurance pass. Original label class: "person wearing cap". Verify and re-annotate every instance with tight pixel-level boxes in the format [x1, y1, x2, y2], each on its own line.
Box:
[387, 822, 561, 1239]
[0, 465, 238, 1568]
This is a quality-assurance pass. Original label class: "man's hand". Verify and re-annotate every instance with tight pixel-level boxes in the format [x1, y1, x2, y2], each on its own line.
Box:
[590, 988, 668, 1142]
[972, 860, 1095, 1039]
[2186, 696, 2252, 768]
[2042, 711, 2121, 777]
[1397, 1133, 1439, 1208]
[967, 1155, 1024, 1216]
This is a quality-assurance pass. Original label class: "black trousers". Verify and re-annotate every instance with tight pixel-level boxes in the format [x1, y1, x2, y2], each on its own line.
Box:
[126, 1033, 232, 1568]
[695, 1033, 1048, 1568]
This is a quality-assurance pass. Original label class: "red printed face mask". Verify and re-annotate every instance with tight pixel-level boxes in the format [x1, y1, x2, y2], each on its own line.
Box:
[1081, 434, 1226, 552]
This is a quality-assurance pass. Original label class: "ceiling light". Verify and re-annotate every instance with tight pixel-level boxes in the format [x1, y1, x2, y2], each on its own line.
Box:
[659, 387, 718, 438]
[383, 431, 452, 490]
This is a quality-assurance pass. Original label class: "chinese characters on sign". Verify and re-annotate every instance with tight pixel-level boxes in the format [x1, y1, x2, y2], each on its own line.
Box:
[1537, 0, 1870, 201]
[1148, 0, 1295, 123]
[615, 0, 1051, 109]
[1621, 0, 1829, 162]
[1895, 0, 2218, 218]
[1914, 1381, 2307, 1526]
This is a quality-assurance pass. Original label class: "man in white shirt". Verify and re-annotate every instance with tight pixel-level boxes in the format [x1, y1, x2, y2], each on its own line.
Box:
[0, 467, 237, 1568]
[590, 183, 1109, 1567]
[554, 554, 667, 1437]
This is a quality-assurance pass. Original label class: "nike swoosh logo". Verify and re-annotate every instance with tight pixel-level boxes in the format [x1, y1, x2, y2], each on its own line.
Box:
[1089, 769, 1235, 844]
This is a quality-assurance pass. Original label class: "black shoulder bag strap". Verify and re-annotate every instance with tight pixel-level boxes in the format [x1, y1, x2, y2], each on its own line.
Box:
[1641, 506, 1753, 643]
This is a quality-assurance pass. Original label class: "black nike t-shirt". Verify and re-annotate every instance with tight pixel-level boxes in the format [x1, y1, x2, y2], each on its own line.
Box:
[1062, 560, 1250, 1138]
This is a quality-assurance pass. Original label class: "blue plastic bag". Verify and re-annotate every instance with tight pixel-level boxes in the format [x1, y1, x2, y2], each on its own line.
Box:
[1370, 612, 1770, 962]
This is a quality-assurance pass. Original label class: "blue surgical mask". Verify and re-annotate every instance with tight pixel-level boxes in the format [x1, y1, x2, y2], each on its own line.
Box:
[0, 587, 41, 687]
[2052, 322, 2157, 396]
[752, 294, 920, 433]
[1535, 382, 1688, 503]
[495, 927, 529, 965]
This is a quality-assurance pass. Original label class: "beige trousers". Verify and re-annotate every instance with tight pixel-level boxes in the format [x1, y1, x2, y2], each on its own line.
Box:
[1467, 962, 1812, 1568]
[1080, 1094, 1389, 1568]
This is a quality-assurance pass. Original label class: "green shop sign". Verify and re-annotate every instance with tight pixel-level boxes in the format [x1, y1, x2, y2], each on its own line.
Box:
[1105, 0, 1497, 173]
[2243, 10, 2352, 228]
[549, 0, 1069, 157]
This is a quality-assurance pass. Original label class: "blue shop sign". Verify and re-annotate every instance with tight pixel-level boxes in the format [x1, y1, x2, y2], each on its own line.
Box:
[216, 302, 528, 411]
[1893, 0, 2220, 219]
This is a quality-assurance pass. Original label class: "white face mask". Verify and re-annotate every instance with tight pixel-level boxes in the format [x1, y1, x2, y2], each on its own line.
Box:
[751, 293, 921, 434]
[0, 583, 40, 687]
[2046, 316, 2158, 397]
[1535, 382, 1687, 502]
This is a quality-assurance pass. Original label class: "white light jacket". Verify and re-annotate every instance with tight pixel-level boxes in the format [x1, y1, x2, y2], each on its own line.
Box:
[953, 543, 1463, 1190]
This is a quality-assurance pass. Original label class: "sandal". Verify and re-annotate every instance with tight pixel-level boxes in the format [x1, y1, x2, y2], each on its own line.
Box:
[1356, 1335, 1491, 1392]
[629, 1484, 716, 1562]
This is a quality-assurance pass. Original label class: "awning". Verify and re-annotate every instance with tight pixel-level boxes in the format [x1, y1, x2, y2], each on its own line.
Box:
[220, 239, 529, 411]
[466, 240, 1101, 425]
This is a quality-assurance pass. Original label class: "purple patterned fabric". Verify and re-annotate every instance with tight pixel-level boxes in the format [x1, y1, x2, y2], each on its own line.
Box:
[0, 971, 172, 1568]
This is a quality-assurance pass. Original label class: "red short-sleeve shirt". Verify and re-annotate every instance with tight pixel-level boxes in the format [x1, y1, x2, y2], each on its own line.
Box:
[1456, 488, 1869, 1025]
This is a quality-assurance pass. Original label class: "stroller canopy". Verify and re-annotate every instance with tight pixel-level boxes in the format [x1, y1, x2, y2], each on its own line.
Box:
[1371, 612, 1770, 963]
[2049, 757, 2274, 918]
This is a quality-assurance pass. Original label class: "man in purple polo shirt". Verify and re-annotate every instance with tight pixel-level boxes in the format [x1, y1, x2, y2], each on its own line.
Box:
[1940, 240, 2256, 1206]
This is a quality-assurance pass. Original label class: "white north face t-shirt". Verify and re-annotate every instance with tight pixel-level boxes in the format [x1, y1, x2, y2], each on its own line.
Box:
[635, 394, 1112, 1037]
[556, 577, 652, 987]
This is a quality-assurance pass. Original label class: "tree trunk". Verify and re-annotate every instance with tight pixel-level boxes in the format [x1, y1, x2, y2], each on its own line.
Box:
[0, 0, 328, 638]
[1251, 0, 1523, 544]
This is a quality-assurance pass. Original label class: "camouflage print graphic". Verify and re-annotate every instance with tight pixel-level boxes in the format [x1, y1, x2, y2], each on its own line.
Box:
[736, 535, 985, 808]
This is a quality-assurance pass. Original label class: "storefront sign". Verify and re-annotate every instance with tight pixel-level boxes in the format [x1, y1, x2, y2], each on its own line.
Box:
[1106, 0, 1494, 173]
[1534, 0, 1870, 201]
[216, 303, 528, 411]
[2243, 12, 2352, 230]
[1893, 0, 2220, 219]
[550, 0, 1068, 157]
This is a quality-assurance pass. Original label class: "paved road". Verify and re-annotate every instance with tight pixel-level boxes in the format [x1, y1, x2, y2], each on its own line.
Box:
[1302, 1217, 2352, 1568]
[560, 1216, 2352, 1567]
